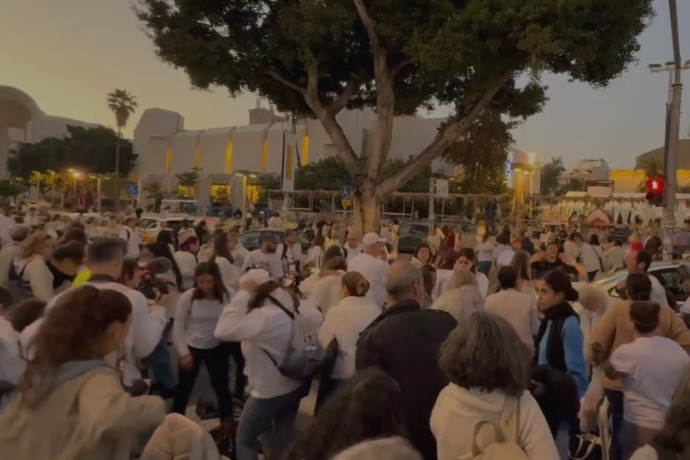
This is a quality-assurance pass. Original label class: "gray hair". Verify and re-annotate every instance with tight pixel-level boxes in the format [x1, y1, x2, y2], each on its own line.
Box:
[332, 437, 422, 460]
[448, 270, 478, 291]
[431, 284, 484, 323]
[439, 311, 531, 396]
[385, 262, 422, 302]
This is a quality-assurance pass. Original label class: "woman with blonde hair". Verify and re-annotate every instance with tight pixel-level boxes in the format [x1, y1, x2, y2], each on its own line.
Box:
[9, 230, 54, 302]
[431, 311, 558, 460]
[0, 285, 165, 459]
[318, 272, 381, 388]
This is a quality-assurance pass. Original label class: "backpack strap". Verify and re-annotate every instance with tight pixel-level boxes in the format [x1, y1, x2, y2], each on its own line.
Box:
[471, 421, 504, 457]
[262, 293, 295, 366]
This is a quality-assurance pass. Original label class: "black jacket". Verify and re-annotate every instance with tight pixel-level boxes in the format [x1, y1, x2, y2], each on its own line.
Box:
[355, 299, 457, 460]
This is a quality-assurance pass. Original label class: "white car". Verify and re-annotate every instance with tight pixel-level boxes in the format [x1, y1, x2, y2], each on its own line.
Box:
[575, 261, 690, 308]
[140, 214, 195, 243]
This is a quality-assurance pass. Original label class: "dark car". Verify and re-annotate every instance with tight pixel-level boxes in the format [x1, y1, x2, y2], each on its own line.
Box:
[239, 229, 310, 252]
[607, 227, 633, 244]
[397, 223, 432, 254]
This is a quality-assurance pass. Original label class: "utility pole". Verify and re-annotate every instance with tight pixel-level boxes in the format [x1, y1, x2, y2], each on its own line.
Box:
[650, 0, 688, 261]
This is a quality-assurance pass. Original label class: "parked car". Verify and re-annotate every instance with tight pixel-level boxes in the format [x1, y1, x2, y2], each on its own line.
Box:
[574, 261, 690, 309]
[140, 214, 196, 243]
[397, 223, 432, 254]
[239, 229, 310, 253]
[607, 227, 633, 244]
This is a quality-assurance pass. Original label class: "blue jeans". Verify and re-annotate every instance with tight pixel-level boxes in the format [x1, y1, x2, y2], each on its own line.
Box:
[236, 384, 308, 460]
[148, 322, 176, 390]
[605, 389, 624, 460]
[477, 260, 492, 277]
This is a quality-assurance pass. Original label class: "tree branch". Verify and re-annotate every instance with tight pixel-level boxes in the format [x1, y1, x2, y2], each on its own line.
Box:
[328, 79, 356, 115]
[266, 70, 305, 94]
[353, 0, 381, 52]
[391, 58, 412, 76]
[303, 63, 360, 173]
[379, 72, 513, 195]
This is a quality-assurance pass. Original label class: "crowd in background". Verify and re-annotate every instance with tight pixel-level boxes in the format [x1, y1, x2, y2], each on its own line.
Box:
[0, 206, 690, 460]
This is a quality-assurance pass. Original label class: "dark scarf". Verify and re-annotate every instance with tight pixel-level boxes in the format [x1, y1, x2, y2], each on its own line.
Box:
[535, 302, 578, 373]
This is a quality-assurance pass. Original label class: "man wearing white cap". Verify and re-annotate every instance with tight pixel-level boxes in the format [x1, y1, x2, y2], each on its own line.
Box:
[348, 232, 390, 309]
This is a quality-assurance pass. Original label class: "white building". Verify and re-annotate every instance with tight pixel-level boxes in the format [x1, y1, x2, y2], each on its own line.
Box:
[0, 86, 97, 176]
[132, 104, 457, 207]
[564, 159, 610, 183]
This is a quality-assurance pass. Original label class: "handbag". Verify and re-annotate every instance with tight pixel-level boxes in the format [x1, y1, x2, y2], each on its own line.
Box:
[569, 433, 603, 460]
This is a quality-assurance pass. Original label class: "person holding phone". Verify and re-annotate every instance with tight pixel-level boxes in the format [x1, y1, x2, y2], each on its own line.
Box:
[530, 242, 586, 281]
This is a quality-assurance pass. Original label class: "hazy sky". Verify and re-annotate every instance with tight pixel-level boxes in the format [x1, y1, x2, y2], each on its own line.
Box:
[1, 0, 689, 170]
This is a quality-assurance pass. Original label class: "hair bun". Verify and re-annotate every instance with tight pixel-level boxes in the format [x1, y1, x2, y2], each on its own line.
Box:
[566, 287, 579, 302]
[356, 279, 370, 296]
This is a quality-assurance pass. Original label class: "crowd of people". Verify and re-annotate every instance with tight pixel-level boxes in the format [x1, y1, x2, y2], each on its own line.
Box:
[0, 206, 690, 460]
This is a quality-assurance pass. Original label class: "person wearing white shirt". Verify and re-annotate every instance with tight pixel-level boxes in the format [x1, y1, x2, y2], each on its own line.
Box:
[24, 208, 40, 227]
[214, 270, 322, 460]
[0, 315, 24, 389]
[208, 231, 241, 290]
[268, 212, 283, 229]
[172, 262, 234, 421]
[454, 248, 489, 299]
[474, 234, 495, 277]
[242, 234, 284, 279]
[228, 226, 250, 269]
[628, 251, 669, 309]
[604, 301, 690, 459]
[118, 217, 141, 258]
[318, 272, 381, 386]
[0, 225, 29, 287]
[281, 231, 303, 276]
[604, 240, 627, 272]
[484, 267, 540, 352]
[344, 230, 362, 263]
[11, 230, 55, 302]
[20, 238, 171, 386]
[431, 312, 559, 460]
[347, 233, 390, 309]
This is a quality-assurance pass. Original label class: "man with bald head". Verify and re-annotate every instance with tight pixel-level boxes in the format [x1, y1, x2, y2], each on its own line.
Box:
[356, 262, 457, 460]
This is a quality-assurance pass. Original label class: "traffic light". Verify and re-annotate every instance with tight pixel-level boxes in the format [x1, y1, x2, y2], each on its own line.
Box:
[645, 177, 665, 206]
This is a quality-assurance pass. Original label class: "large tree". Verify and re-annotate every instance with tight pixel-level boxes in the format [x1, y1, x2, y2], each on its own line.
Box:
[138, 0, 652, 231]
[8, 125, 137, 178]
[540, 157, 566, 196]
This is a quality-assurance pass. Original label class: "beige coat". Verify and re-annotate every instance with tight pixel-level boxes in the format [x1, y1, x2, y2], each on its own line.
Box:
[0, 367, 165, 460]
[140, 413, 220, 460]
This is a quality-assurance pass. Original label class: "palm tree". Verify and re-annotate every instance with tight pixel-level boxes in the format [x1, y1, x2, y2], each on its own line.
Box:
[107, 89, 137, 207]
[142, 180, 165, 201]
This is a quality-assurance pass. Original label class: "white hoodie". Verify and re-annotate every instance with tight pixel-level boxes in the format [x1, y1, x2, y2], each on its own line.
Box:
[431, 384, 558, 460]
[214, 288, 322, 399]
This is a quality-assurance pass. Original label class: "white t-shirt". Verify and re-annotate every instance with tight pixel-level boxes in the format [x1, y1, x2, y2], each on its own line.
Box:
[242, 249, 284, 279]
[475, 241, 495, 262]
[475, 271, 489, 298]
[649, 275, 670, 309]
[347, 252, 390, 308]
[610, 336, 690, 429]
[119, 226, 141, 258]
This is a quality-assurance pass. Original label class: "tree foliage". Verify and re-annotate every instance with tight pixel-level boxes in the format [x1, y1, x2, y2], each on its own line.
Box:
[540, 157, 566, 196]
[138, 0, 652, 230]
[443, 108, 512, 194]
[8, 126, 137, 179]
[0, 180, 22, 198]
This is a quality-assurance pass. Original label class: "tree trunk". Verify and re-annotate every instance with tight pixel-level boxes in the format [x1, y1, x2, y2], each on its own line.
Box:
[353, 176, 382, 234]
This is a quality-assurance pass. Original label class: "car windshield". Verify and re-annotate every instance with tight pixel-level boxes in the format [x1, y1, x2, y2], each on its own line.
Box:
[400, 225, 428, 237]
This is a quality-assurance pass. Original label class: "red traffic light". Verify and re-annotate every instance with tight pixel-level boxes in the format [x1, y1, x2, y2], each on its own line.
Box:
[646, 178, 664, 193]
